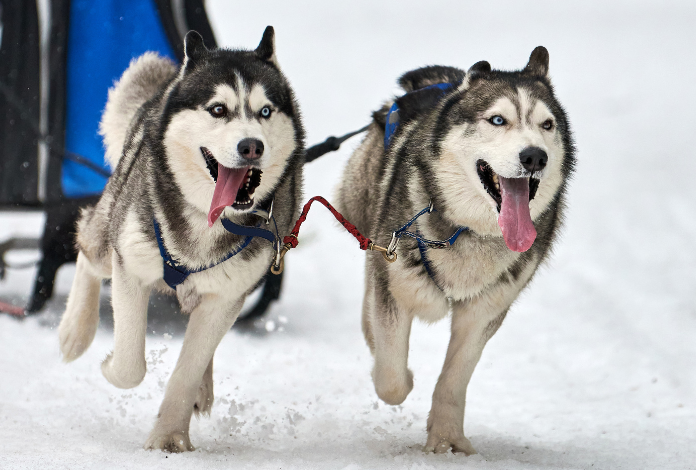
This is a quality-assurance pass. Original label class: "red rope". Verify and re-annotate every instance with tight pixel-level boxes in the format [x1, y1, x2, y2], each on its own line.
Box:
[0, 300, 25, 317]
[283, 196, 372, 250]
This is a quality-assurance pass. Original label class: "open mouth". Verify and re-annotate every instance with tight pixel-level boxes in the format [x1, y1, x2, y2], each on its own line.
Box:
[476, 159, 539, 253]
[476, 160, 539, 213]
[201, 147, 263, 226]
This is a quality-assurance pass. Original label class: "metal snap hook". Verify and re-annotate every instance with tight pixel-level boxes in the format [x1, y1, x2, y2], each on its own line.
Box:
[368, 242, 398, 263]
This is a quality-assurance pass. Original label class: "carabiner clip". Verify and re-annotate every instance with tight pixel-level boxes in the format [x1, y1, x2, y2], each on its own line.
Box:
[368, 242, 398, 263]
[271, 241, 291, 275]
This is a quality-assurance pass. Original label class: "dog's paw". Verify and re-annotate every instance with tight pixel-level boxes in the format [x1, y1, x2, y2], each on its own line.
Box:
[373, 366, 414, 405]
[58, 309, 99, 362]
[144, 430, 195, 453]
[424, 434, 476, 455]
[101, 353, 146, 389]
[193, 373, 214, 417]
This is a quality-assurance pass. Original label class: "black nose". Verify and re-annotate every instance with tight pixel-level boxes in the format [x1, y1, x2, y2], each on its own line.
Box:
[519, 147, 548, 173]
[237, 138, 264, 160]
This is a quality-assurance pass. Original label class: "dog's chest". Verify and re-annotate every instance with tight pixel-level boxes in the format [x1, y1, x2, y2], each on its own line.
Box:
[426, 235, 520, 300]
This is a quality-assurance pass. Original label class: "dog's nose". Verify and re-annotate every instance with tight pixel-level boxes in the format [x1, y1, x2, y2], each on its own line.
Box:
[519, 147, 548, 173]
[237, 138, 264, 160]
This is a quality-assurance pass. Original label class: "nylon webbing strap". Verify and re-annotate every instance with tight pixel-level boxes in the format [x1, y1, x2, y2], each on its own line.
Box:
[220, 218, 275, 243]
[153, 218, 257, 289]
[384, 82, 456, 148]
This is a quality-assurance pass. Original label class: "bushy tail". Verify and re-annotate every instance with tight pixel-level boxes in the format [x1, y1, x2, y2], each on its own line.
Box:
[100, 52, 177, 168]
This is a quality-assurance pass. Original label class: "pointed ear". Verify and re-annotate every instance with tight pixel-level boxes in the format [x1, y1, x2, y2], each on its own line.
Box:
[255, 26, 279, 66]
[468, 60, 491, 77]
[524, 46, 549, 77]
[183, 30, 207, 70]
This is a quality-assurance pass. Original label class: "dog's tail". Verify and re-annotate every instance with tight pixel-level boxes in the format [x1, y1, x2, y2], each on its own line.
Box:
[100, 52, 177, 169]
[397, 65, 466, 93]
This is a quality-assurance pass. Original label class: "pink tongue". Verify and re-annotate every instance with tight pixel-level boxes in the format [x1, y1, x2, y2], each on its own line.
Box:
[207, 164, 249, 227]
[497, 177, 537, 252]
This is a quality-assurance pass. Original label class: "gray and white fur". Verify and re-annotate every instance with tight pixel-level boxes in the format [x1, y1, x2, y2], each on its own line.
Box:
[58, 27, 305, 452]
[337, 47, 574, 454]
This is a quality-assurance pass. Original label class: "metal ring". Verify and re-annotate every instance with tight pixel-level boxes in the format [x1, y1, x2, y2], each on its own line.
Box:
[271, 257, 284, 275]
[382, 251, 397, 263]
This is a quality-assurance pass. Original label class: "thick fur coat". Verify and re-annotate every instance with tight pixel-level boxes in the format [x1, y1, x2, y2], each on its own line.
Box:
[337, 47, 574, 454]
[58, 27, 305, 452]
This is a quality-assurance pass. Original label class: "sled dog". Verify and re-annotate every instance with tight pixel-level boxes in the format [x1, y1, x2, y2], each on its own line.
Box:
[337, 47, 574, 454]
[58, 27, 305, 452]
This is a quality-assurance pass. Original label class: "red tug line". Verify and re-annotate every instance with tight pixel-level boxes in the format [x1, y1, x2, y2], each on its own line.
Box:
[272, 196, 395, 274]
[0, 196, 384, 316]
[0, 300, 25, 317]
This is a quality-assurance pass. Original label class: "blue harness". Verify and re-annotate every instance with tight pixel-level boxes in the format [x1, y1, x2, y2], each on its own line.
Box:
[388, 204, 468, 291]
[384, 82, 468, 290]
[384, 82, 457, 148]
[153, 213, 278, 290]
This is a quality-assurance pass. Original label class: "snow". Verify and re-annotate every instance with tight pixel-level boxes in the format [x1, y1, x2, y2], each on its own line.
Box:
[2, 1, 696, 468]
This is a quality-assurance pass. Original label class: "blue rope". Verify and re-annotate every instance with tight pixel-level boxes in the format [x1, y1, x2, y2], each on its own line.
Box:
[391, 205, 468, 291]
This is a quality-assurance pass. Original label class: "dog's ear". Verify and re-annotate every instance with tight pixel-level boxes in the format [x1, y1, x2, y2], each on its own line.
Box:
[524, 46, 549, 77]
[466, 60, 491, 81]
[255, 26, 279, 67]
[468, 61, 491, 77]
[183, 30, 208, 71]
[457, 61, 491, 91]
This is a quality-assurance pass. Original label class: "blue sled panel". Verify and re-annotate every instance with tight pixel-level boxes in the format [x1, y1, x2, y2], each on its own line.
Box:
[62, 0, 176, 198]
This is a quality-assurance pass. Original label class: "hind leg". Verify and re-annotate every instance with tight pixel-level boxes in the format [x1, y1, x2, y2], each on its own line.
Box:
[145, 295, 242, 452]
[101, 252, 151, 389]
[365, 280, 414, 406]
[59, 252, 102, 362]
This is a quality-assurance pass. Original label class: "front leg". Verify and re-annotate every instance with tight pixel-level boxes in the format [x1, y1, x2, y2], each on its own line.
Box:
[193, 357, 214, 417]
[364, 279, 414, 406]
[145, 295, 242, 452]
[425, 287, 516, 455]
[101, 252, 152, 388]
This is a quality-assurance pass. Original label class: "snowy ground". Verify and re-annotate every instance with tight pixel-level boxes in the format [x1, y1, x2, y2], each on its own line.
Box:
[2, 1, 696, 469]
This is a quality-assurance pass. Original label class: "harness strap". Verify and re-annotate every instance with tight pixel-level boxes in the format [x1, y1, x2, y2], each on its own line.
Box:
[384, 82, 457, 148]
[417, 238, 438, 285]
[220, 218, 275, 243]
[153, 219, 257, 289]
[390, 205, 468, 291]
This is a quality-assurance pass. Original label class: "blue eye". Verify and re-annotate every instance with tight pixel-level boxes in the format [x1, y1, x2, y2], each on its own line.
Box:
[489, 115, 506, 126]
[209, 105, 227, 118]
[260, 106, 272, 118]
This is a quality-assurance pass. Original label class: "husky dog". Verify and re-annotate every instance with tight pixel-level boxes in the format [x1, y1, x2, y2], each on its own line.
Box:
[57, 27, 304, 452]
[337, 47, 574, 454]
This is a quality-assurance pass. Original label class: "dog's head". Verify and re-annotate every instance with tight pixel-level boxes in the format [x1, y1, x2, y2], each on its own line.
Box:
[162, 27, 302, 227]
[432, 47, 573, 252]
